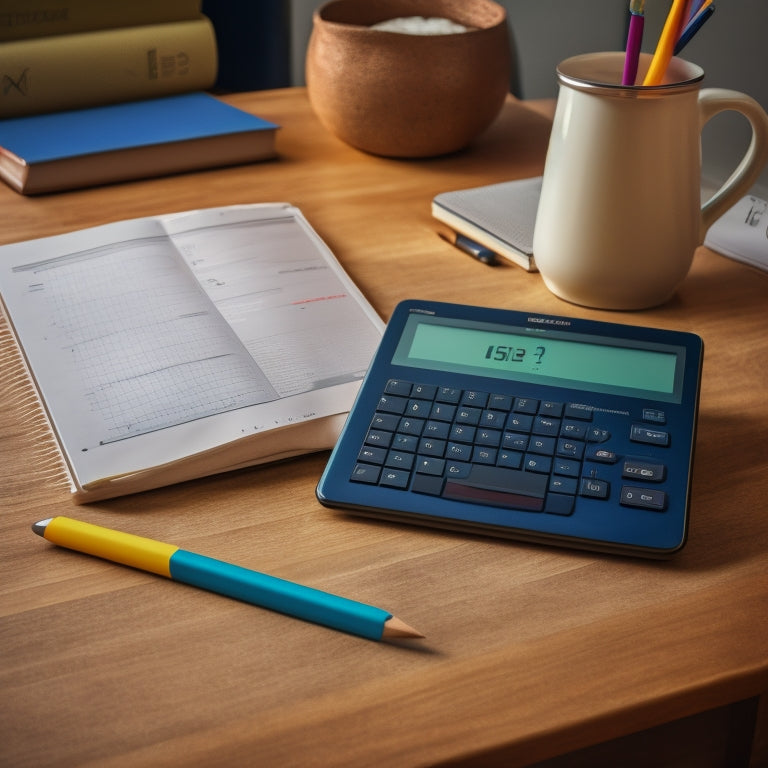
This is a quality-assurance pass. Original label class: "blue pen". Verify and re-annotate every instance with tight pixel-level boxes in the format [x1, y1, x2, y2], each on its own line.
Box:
[439, 230, 497, 265]
[674, 4, 715, 55]
[32, 516, 423, 641]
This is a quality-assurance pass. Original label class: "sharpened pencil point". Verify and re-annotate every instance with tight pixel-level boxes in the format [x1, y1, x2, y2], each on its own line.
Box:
[32, 518, 53, 537]
[382, 616, 424, 639]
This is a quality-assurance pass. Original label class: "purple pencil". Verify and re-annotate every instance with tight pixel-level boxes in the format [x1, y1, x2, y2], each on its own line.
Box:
[622, 0, 645, 86]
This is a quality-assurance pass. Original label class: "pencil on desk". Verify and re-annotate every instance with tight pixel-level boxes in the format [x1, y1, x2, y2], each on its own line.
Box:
[32, 516, 423, 641]
[643, 0, 689, 86]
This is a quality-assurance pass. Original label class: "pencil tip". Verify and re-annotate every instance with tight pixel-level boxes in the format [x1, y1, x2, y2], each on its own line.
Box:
[31, 518, 53, 537]
[382, 616, 425, 640]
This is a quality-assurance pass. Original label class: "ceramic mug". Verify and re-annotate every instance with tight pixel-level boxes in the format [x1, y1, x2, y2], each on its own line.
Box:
[532, 52, 768, 310]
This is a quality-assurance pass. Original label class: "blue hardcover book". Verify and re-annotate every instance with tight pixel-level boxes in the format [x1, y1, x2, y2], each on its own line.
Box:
[0, 92, 279, 194]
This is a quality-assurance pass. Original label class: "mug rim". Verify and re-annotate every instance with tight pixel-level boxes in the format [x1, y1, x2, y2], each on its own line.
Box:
[557, 51, 704, 96]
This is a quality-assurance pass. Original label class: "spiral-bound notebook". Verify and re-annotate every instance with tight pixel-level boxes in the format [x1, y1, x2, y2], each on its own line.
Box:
[432, 176, 542, 272]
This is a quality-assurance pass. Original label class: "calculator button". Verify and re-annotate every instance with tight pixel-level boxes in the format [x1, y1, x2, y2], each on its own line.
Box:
[524, 454, 552, 474]
[385, 451, 415, 471]
[622, 459, 666, 482]
[423, 420, 450, 439]
[392, 433, 418, 452]
[585, 446, 618, 464]
[544, 493, 575, 516]
[553, 458, 581, 477]
[430, 403, 456, 422]
[476, 428, 502, 447]
[532, 416, 560, 436]
[557, 439, 585, 460]
[514, 397, 539, 414]
[586, 427, 611, 443]
[620, 485, 667, 511]
[412, 383, 437, 400]
[446, 441, 473, 461]
[579, 478, 610, 499]
[385, 379, 413, 396]
[398, 417, 425, 436]
[506, 413, 534, 432]
[411, 474, 444, 496]
[528, 436, 556, 455]
[488, 394, 513, 411]
[549, 476, 578, 495]
[358, 446, 387, 465]
[630, 424, 670, 446]
[480, 410, 506, 429]
[539, 401, 564, 417]
[418, 438, 446, 457]
[377, 395, 408, 414]
[472, 446, 497, 465]
[350, 464, 381, 484]
[436, 387, 462, 404]
[503, 432, 529, 451]
[365, 429, 393, 448]
[445, 461, 472, 478]
[461, 390, 489, 408]
[415, 457, 445, 475]
[406, 399, 432, 417]
[456, 407, 482, 426]
[370, 413, 400, 431]
[561, 422, 587, 439]
[379, 469, 410, 489]
[497, 451, 523, 469]
[450, 424, 476, 443]
[442, 465, 547, 511]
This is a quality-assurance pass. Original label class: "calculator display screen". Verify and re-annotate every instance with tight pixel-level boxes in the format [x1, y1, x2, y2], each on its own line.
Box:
[392, 315, 685, 402]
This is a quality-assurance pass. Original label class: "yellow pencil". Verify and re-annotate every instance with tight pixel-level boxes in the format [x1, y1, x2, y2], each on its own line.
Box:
[643, 0, 688, 86]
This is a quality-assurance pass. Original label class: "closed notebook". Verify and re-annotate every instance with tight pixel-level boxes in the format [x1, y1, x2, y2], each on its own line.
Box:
[432, 176, 542, 271]
[0, 92, 279, 194]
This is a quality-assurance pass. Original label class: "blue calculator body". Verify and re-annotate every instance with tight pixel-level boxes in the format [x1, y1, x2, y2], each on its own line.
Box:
[317, 301, 703, 557]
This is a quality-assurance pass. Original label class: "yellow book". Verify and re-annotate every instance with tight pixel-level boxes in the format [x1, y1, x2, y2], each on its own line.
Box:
[0, 16, 217, 117]
[0, 0, 203, 41]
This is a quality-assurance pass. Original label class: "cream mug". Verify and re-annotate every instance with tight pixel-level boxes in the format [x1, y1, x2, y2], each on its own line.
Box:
[532, 52, 768, 309]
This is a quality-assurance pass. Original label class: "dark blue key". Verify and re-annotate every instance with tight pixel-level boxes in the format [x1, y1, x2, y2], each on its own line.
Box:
[423, 419, 450, 439]
[377, 395, 407, 414]
[385, 379, 412, 396]
[350, 464, 380, 484]
[379, 468, 410, 489]
[370, 412, 400, 431]
[545, 493, 575, 516]
[436, 386, 462, 404]
[385, 450, 415, 471]
[358, 446, 387, 465]
[446, 441, 473, 461]
[418, 437, 446, 457]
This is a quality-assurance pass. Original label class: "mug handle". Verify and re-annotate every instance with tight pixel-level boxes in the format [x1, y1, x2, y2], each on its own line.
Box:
[699, 88, 768, 234]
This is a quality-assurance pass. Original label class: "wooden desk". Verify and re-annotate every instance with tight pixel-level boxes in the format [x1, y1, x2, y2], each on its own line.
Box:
[1, 89, 766, 768]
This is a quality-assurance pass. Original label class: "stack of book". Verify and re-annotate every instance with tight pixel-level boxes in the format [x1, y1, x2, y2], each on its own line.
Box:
[0, 0, 217, 117]
[0, 1, 280, 194]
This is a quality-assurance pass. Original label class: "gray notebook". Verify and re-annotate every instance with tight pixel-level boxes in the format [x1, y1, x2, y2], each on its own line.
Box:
[432, 176, 542, 271]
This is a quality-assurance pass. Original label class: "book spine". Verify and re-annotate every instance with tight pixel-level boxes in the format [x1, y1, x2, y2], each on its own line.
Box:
[0, 0, 203, 41]
[0, 17, 218, 118]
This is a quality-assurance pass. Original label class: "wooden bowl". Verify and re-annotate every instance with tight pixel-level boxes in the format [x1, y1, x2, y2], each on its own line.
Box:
[305, 0, 511, 157]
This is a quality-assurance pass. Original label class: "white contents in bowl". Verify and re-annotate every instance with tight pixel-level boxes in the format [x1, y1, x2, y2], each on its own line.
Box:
[370, 16, 472, 34]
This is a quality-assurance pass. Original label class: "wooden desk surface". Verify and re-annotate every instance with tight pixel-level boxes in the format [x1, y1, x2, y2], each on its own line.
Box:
[1, 89, 766, 768]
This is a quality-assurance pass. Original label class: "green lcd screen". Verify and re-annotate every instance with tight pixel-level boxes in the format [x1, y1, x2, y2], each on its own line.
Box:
[392, 315, 684, 401]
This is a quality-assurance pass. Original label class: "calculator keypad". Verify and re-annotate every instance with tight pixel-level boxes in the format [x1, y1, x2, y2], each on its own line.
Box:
[350, 379, 670, 516]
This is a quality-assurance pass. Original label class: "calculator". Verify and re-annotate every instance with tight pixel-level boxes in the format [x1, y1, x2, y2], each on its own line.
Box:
[317, 301, 703, 557]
